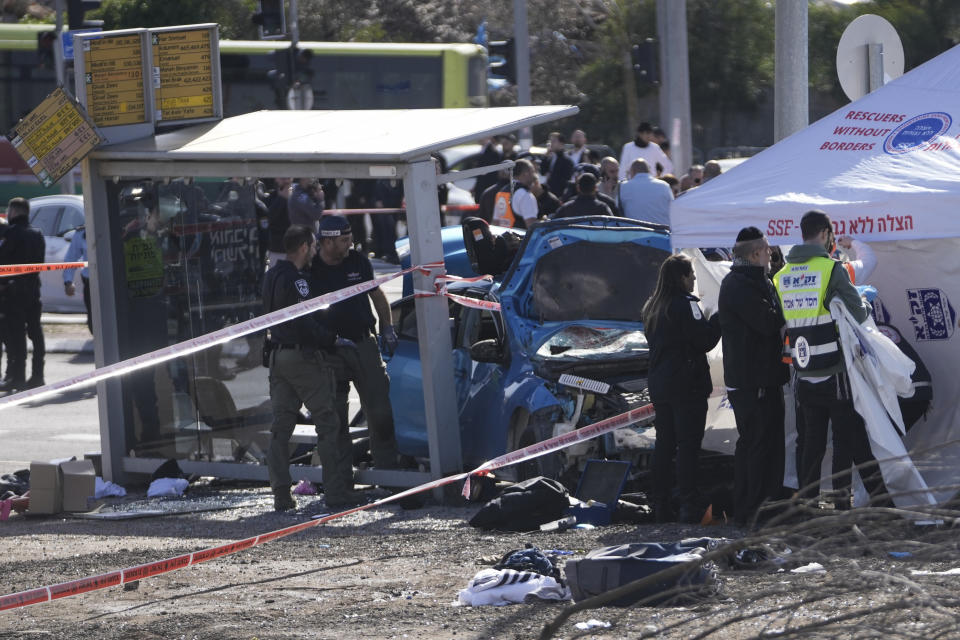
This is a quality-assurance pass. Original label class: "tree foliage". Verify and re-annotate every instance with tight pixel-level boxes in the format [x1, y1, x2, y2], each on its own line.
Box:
[98, 0, 259, 39]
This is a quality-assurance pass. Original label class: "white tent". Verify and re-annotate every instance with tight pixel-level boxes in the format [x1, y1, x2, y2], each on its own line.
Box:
[671, 44, 960, 500]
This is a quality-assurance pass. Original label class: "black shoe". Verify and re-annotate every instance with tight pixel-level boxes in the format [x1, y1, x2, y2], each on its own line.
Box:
[0, 378, 25, 392]
[24, 377, 45, 390]
[273, 493, 296, 512]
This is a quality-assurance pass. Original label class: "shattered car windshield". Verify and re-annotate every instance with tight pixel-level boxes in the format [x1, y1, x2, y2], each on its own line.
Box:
[530, 241, 669, 322]
[534, 325, 649, 360]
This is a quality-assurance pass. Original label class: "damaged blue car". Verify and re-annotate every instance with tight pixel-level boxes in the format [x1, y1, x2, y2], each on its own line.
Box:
[388, 216, 671, 480]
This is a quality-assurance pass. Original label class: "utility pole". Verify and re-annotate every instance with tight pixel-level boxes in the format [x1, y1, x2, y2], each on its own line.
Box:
[774, 1, 808, 141]
[513, 0, 533, 148]
[656, 0, 692, 175]
[55, 0, 75, 194]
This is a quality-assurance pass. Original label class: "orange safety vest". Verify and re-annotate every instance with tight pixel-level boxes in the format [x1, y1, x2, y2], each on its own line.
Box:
[492, 189, 517, 228]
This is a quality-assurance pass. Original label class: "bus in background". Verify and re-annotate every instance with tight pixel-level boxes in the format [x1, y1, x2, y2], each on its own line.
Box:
[0, 22, 488, 130]
[219, 40, 488, 113]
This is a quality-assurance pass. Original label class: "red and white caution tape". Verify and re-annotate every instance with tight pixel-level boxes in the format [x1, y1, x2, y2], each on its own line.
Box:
[321, 204, 479, 217]
[414, 268, 501, 311]
[0, 401, 654, 612]
[0, 261, 87, 277]
[0, 261, 442, 410]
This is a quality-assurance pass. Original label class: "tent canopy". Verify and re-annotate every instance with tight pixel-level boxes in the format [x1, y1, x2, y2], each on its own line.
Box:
[671, 43, 960, 249]
[670, 46, 960, 500]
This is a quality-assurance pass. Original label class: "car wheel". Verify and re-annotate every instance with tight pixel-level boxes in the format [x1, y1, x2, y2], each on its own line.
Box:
[509, 411, 562, 482]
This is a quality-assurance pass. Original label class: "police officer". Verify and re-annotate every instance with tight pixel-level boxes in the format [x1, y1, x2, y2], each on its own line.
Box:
[262, 224, 362, 511]
[310, 215, 403, 469]
[642, 254, 721, 523]
[0, 197, 45, 392]
[774, 210, 887, 505]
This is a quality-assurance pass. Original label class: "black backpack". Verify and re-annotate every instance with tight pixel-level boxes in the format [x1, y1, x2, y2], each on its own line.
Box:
[468, 477, 570, 531]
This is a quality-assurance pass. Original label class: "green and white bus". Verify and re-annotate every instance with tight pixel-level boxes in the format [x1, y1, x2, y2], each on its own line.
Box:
[1, 23, 488, 130]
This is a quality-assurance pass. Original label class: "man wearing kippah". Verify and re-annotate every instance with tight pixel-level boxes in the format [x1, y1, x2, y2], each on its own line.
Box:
[774, 210, 888, 508]
[311, 215, 404, 471]
[718, 226, 788, 526]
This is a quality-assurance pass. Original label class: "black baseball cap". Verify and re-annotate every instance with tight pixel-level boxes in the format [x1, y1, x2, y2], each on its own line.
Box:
[318, 215, 351, 237]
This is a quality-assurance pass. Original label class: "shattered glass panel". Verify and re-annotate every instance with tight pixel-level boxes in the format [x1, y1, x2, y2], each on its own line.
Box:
[534, 326, 649, 361]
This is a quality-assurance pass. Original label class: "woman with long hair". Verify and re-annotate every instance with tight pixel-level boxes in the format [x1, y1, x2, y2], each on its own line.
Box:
[642, 254, 721, 523]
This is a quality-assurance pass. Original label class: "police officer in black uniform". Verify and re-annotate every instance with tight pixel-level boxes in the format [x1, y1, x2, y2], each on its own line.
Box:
[262, 224, 363, 511]
[0, 197, 45, 391]
[310, 215, 402, 469]
[643, 254, 721, 523]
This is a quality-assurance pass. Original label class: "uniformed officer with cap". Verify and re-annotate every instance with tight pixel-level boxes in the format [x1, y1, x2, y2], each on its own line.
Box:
[262, 224, 363, 511]
[310, 215, 404, 469]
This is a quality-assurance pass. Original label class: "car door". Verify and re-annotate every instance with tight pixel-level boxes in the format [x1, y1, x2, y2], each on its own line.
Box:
[454, 303, 510, 464]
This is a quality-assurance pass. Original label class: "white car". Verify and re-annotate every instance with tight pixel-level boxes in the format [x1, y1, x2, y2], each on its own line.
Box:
[27, 194, 86, 313]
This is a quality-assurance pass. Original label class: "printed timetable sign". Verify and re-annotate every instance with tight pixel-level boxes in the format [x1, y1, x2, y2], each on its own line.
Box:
[73, 24, 222, 144]
[74, 28, 153, 144]
[7, 88, 102, 187]
[151, 24, 222, 125]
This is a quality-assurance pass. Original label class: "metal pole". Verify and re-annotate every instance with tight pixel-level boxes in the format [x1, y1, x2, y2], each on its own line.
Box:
[403, 159, 463, 482]
[774, 1, 808, 142]
[867, 43, 884, 92]
[55, 0, 75, 193]
[513, 0, 533, 148]
[657, 0, 692, 175]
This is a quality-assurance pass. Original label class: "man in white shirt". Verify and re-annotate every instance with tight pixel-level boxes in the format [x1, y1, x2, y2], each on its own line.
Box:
[619, 122, 673, 179]
[618, 159, 674, 226]
[492, 158, 539, 229]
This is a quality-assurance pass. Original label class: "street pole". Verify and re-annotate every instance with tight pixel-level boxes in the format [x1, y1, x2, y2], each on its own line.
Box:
[513, 0, 533, 148]
[774, 1, 808, 142]
[657, 0, 692, 175]
[55, 0, 75, 194]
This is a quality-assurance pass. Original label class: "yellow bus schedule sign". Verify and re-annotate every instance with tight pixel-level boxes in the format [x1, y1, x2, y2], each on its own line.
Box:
[152, 28, 215, 122]
[8, 88, 102, 187]
[82, 32, 147, 127]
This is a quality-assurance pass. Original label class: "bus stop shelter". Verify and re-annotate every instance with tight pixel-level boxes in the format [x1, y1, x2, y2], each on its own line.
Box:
[81, 105, 577, 489]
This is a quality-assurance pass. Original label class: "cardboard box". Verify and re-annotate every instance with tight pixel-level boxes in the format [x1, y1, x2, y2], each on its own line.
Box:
[30, 460, 62, 492]
[61, 460, 96, 512]
[28, 488, 62, 515]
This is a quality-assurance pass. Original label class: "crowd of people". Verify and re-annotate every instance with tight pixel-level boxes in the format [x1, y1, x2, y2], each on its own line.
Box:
[0, 119, 934, 523]
[469, 122, 725, 232]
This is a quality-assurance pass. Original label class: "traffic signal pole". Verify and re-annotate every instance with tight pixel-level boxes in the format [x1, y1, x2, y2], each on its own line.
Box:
[54, 0, 76, 195]
[513, 0, 532, 148]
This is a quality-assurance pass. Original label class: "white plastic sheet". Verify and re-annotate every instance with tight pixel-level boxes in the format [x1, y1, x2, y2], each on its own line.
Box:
[831, 299, 936, 508]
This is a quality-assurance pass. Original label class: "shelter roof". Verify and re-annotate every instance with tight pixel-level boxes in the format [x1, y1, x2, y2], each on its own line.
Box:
[91, 106, 577, 163]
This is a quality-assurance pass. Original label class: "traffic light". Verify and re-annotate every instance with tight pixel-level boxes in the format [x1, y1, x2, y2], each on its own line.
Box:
[487, 38, 517, 85]
[631, 39, 659, 85]
[67, 0, 102, 31]
[252, 0, 286, 39]
[37, 30, 56, 70]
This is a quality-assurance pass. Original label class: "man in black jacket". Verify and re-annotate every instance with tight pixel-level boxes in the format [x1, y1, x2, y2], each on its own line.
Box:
[0, 197, 45, 391]
[551, 174, 612, 219]
[718, 226, 788, 526]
